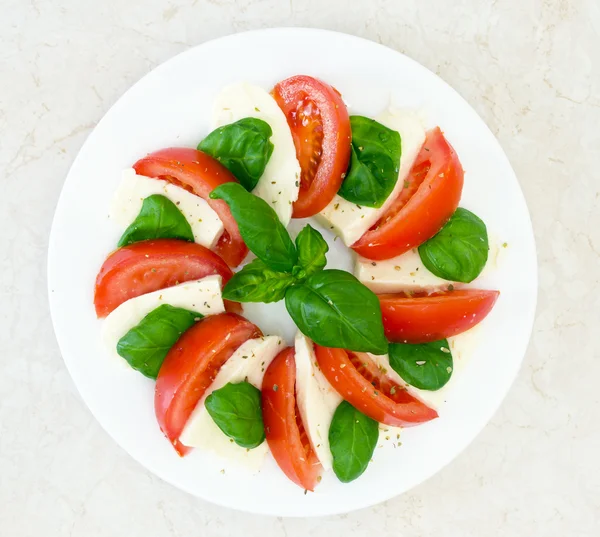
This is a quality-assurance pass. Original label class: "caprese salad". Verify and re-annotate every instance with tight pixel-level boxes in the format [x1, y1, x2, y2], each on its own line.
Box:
[94, 75, 500, 491]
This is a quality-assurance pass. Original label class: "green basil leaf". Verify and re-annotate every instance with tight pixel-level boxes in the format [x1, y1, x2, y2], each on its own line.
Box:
[418, 208, 489, 283]
[116, 304, 202, 379]
[117, 194, 194, 247]
[285, 269, 388, 354]
[294, 224, 328, 279]
[329, 401, 379, 483]
[210, 183, 297, 272]
[204, 381, 265, 449]
[337, 116, 401, 208]
[223, 258, 296, 303]
[198, 118, 274, 191]
[388, 339, 453, 391]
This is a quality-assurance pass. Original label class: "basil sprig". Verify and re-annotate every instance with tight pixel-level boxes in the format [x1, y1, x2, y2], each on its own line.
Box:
[204, 381, 265, 449]
[117, 194, 194, 247]
[338, 116, 401, 208]
[116, 304, 202, 379]
[285, 270, 388, 355]
[212, 180, 328, 301]
[199, 118, 274, 191]
[212, 185, 387, 353]
[418, 208, 489, 283]
[388, 339, 453, 391]
[210, 183, 297, 272]
[294, 224, 329, 280]
[329, 401, 379, 482]
[221, 223, 327, 303]
[223, 258, 296, 303]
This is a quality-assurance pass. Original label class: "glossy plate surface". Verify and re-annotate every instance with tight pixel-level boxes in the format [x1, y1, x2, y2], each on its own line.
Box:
[48, 28, 537, 516]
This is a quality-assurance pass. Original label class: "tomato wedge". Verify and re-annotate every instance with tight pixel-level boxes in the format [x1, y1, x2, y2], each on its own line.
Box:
[315, 346, 437, 427]
[379, 289, 500, 344]
[133, 148, 248, 267]
[155, 313, 262, 455]
[272, 75, 351, 218]
[352, 128, 464, 260]
[94, 239, 233, 318]
[262, 347, 322, 491]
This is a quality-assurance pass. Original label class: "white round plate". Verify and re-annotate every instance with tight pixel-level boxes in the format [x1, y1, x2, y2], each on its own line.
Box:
[48, 28, 537, 516]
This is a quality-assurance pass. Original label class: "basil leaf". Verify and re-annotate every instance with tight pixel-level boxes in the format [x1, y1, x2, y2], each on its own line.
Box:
[210, 183, 297, 272]
[117, 194, 194, 247]
[418, 208, 489, 283]
[294, 224, 328, 279]
[223, 258, 296, 303]
[337, 116, 401, 208]
[329, 401, 379, 483]
[204, 381, 265, 449]
[285, 269, 388, 355]
[198, 118, 274, 191]
[116, 304, 202, 379]
[388, 339, 453, 391]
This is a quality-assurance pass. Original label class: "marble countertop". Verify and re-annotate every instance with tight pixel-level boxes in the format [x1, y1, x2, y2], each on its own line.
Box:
[1, 1, 598, 535]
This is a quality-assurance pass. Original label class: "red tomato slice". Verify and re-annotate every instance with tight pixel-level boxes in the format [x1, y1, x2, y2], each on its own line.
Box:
[155, 313, 262, 455]
[133, 148, 248, 267]
[352, 128, 464, 260]
[94, 239, 234, 318]
[315, 346, 438, 427]
[262, 347, 322, 491]
[272, 75, 351, 218]
[223, 300, 243, 315]
[379, 289, 500, 344]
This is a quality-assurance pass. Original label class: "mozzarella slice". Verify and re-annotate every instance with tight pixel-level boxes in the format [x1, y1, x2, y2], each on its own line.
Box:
[212, 82, 301, 226]
[110, 168, 224, 248]
[356, 236, 503, 293]
[367, 328, 479, 409]
[103, 275, 225, 362]
[318, 108, 426, 246]
[294, 333, 342, 470]
[355, 249, 452, 293]
[179, 335, 284, 470]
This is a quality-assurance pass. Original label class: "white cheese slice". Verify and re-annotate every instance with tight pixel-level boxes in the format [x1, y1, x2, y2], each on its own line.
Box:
[355, 236, 503, 293]
[367, 327, 479, 409]
[317, 108, 426, 246]
[110, 168, 224, 249]
[103, 275, 225, 362]
[212, 82, 301, 226]
[355, 249, 452, 293]
[294, 333, 342, 470]
[179, 335, 284, 470]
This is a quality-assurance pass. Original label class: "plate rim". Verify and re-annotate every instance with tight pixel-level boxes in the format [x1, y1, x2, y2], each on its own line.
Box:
[47, 26, 538, 517]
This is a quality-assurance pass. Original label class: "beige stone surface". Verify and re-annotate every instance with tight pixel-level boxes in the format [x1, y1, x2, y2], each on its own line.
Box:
[0, 0, 598, 535]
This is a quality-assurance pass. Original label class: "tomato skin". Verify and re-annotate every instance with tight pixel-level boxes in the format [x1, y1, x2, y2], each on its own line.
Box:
[379, 289, 500, 344]
[223, 300, 243, 315]
[352, 128, 464, 260]
[155, 313, 262, 456]
[262, 347, 322, 491]
[94, 239, 234, 318]
[133, 148, 248, 267]
[315, 346, 437, 427]
[272, 75, 351, 218]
